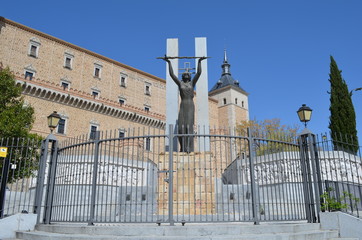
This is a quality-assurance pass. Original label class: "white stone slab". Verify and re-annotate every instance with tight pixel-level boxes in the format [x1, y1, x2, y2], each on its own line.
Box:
[320, 211, 362, 240]
[165, 38, 179, 151]
[0, 213, 37, 239]
[195, 37, 210, 151]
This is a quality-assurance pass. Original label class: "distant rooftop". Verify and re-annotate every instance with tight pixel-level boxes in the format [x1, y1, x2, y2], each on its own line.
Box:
[209, 50, 247, 94]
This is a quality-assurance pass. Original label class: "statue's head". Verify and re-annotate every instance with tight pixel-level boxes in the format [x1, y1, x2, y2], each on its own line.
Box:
[182, 72, 191, 82]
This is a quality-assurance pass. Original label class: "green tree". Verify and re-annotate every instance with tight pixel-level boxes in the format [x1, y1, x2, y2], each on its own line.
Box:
[328, 56, 359, 153]
[0, 68, 35, 138]
[236, 118, 299, 156]
[0, 67, 42, 183]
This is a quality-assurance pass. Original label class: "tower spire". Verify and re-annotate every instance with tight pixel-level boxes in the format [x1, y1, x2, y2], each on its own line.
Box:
[210, 49, 247, 92]
[222, 49, 231, 75]
[224, 49, 228, 63]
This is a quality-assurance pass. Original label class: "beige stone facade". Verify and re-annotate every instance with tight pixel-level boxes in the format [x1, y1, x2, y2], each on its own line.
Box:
[209, 86, 249, 129]
[0, 17, 248, 142]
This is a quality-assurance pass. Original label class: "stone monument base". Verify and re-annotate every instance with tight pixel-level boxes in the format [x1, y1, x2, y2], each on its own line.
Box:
[157, 152, 217, 216]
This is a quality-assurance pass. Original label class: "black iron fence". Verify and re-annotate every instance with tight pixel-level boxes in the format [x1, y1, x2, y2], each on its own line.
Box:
[315, 133, 362, 218]
[0, 137, 42, 218]
[1, 128, 361, 226]
[35, 126, 309, 225]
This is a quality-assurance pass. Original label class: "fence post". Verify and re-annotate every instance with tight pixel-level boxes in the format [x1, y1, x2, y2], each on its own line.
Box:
[0, 138, 11, 219]
[298, 133, 312, 222]
[168, 124, 175, 226]
[298, 128, 320, 223]
[33, 137, 50, 223]
[0, 156, 10, 218]
[43, 135, 59, 224]
[247, 128, 260, 225]
[307, 133, 322, 222]
[88, 131, 100, 226]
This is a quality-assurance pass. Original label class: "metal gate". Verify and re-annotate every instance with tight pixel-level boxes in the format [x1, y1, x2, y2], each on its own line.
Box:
[37, 126, 309, 225]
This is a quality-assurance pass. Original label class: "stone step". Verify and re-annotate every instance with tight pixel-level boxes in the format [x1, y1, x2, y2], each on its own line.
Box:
[15, 223, 344, 240]
[328, 239, 359, 240]
[34, 222, 321, 236]
[16, 230, 340, 240]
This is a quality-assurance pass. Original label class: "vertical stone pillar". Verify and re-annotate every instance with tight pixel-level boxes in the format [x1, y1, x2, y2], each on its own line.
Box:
[166, 38, 179, 151]
[195, 37, 210, 151]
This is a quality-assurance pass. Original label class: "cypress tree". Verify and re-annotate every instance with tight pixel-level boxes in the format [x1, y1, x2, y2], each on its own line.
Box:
[328, 56, 359, 153]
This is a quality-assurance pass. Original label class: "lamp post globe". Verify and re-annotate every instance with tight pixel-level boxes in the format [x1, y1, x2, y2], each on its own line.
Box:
[47, 111, 61, 133]
[297, 104, 312, 128]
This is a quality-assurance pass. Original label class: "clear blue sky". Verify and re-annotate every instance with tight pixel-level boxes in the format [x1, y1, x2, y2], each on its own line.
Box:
[2, 0, 362, 141]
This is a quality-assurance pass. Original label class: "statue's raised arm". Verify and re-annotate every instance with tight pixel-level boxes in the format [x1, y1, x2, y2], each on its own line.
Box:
[162, 56, 180, 87]
[192, 57, 207, 87]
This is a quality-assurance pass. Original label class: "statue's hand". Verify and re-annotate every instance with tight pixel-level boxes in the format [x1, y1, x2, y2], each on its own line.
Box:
[162, 55, 170, 62]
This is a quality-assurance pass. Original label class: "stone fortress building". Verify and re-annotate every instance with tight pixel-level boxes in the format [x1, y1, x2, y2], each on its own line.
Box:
[0, 17, 249, 141]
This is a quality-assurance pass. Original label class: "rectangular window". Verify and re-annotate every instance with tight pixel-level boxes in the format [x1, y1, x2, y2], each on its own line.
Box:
[28, 37, 41, 58]
[145, 85, 151, 96]
[90, 125, 98, 140]
[64, 52, 74, 69]
[119, 131, 125, 138]
[94, 63, 102, 79]
[120, 73, 127, 87]
[144, 106, 150, 112]
[30, 45, 37, 57]
[64, 57, 72, 69]
[120, 76, 126, 87]
[235, 98, 238, 104]
[28, 39, 41, 58]
[223, 98, 227, 105]
[57, 119, 66, 134]
[61, 82, 69, 90]
[119, 99, 125, 106]
[92, 91, 99, 99]
[94, 67, 100, 77]
[25, 71, 34, 80]
[145, 137, 151, 151]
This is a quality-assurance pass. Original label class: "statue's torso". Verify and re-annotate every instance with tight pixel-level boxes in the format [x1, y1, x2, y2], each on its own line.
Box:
[179, 81, 194, 100]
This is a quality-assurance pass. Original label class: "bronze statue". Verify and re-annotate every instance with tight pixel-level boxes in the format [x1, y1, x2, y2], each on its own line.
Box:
[162, 56, 206, 152]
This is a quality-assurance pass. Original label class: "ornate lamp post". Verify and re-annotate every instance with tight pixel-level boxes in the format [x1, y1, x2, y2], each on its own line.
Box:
[350, 87, 362, 96]
[296, 104, 322, 223]
[34, 111, 61, 224]
[47, 111, 61, 133]
[297, 104, 313, 128]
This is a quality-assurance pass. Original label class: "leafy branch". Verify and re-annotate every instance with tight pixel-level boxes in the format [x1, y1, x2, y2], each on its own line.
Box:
[320, 187, 360, 212]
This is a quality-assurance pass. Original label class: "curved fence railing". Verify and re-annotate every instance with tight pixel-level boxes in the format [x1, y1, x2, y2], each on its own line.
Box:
[43, 127, 308, 224]
[3, 128, 360, 225]
[314, 133, 362, 218]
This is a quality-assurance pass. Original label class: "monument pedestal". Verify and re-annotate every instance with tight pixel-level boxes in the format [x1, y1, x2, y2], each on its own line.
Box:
[157, 152, 217, 216]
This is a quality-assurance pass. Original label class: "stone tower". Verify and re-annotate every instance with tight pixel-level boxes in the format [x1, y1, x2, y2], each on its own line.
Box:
[209, 50, 249, 128]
